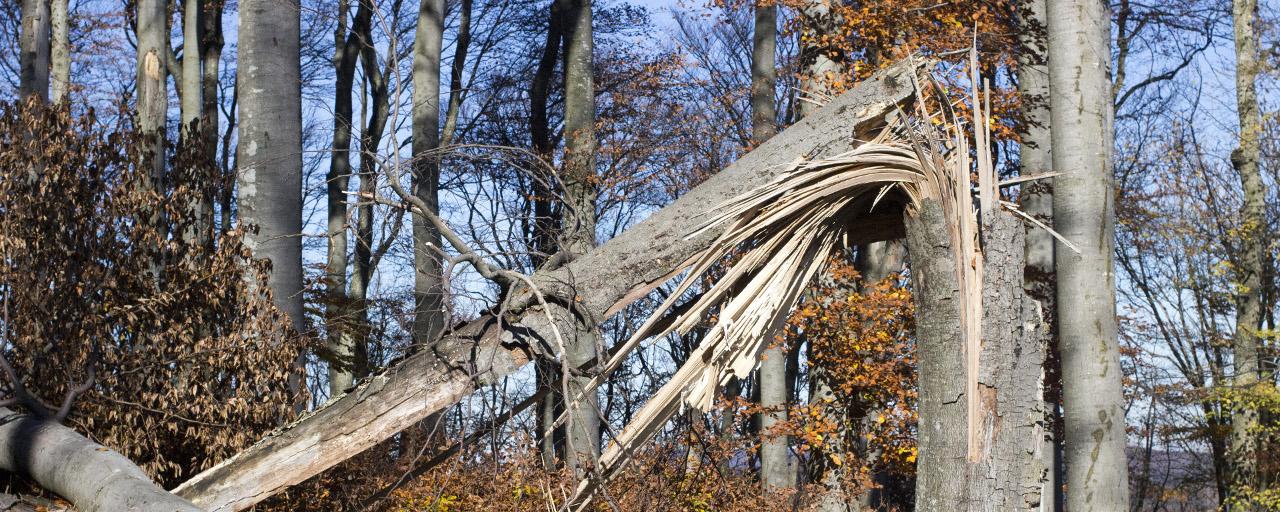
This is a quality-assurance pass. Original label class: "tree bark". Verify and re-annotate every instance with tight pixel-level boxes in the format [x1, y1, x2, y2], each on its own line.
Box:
[0, 407, 201, 512]
[49, 0, 67, 102]
[180, 0, 202, 130]
[136, 0, 167, 195]
[19, 0, 50, 102]
[908, 202, 1048, 511]
[530, 0, 567, 467]
[559, 0, 602, 474]
[413, 0, 447, 353]
[1017, 0, 1061, 509]
[1045, 0, 1131, 508]
[1227, 0, 1265, 505]
[751, 0, 793, 495]
[236, 0, 305, 336]
[170, 62, 921, 511]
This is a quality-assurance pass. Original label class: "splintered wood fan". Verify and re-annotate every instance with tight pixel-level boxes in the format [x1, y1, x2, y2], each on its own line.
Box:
[567, 63, 1063, 508]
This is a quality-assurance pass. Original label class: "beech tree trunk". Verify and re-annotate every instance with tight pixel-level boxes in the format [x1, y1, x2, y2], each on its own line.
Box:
[413, 0, 447, 352]
[1227, 0, 1265, 505]
[751, 0, 792, 494]
[19, 0, 50, 101]
[1017, 0, 1061, 509]
[236, 0, 305, 335]
[170, 62, 921, 512]
[559, 0, 602, 473]
[0, 408, 201, 512]
[49, 0, 67, 102]
[136, 0, 167, 195]
[1045, 0, 1131, 508]
[907, 203, 1048, 511]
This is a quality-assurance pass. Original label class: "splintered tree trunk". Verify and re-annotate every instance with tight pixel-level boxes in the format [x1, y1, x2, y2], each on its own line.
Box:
[0, 408, 201, 512]
[1228, 0, 1265, 504]
[19, 0, 50, 101]
[1016, 0, 1061, 508]
[560, 0, 602, 473]
[752, 0, 792, 494]
[907, 202, 1048, 511]
[49, 0, 67, 102]
[237, 0, 305, 334]
[136, 0, 167, 194]
[1045, 0, 1130, 508]
[170, 62, 921, 512]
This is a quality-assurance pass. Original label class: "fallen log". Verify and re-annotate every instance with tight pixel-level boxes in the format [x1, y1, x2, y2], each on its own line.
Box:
[0, 407, 201, 512]
[171, 58, 924, 512]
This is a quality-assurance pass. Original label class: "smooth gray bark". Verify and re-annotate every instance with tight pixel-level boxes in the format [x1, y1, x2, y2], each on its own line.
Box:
[19, 0, 50, 101]
[236, 0, 305, 334]
[136, 0, 167, 192]
[49, 0, 67, 102]
[180, 0, 202, 129]
[1227, 0, 1265, 504]
[559, 0, 602, 473]
[751, 0, 792, 495]
[0, 407, 201, 512]
[412, 0, 447, 351]
[908, 202, 1048, 512]
[1045, 0, 1130, 508]
[171, 62, 920, 511]
[326, 0, 363, 396]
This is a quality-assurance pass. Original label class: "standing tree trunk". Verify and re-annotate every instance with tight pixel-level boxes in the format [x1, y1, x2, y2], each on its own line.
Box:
[751, 0, 792, 495]
[136, 0, 167, 197]
[326, 0, 364, 396]
[200, 0, 224, 160]
[530, 0, 566, 467]
[19, 0, 50, 101]
[560, 0, 602, 474]
[1017, 0, 1061, 509]
[908, 203, 1048, 511]
[49, 0, 67, 102]
[412, 0, 447, 353]
[237, 0, 306, 335]
[180, 0, 202, 130]
[1046, 0, 1130, 508]
[1227, 0, 1265, 506]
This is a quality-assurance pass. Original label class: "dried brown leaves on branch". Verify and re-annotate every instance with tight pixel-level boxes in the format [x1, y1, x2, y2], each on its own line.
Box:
[0, 100, 304, 488]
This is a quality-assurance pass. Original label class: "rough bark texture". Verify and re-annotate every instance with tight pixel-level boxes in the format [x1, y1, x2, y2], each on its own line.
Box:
[559, 0, 602, 473]
[1045, 0, 1131, 508]
[0, 407, 201, 512]
[1227, 0, 1265, 504]
[171, 62, 920, 511]
[49, 0, 67, 102]
[1016, 0, 1061, 508]
[236, 0, 305, 333]
[908, 202, 1047, 511]
[752, 0, 792, 494]
[19, 0, 50, 101]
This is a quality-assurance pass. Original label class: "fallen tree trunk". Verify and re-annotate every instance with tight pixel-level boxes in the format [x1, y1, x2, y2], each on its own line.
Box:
[0, 407, 201, 512]
[172, 59, 923, 512]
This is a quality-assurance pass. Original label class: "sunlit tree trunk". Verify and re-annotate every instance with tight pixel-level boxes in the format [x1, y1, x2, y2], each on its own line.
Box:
[1045, 0, 1130, 508]
[1017, 0, 1062, 509]
[1227, 0, 1265, 506]
[136, 0, 167, 196]
[49, 0, 67, 102]
[909, 204, 1048, 511]
[19, 0, 50, 101]
[413, 0, 447, 354]
[560, 0, 602, 474]
[326, 0, 362, 396]
[237, 0, 306, 346]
